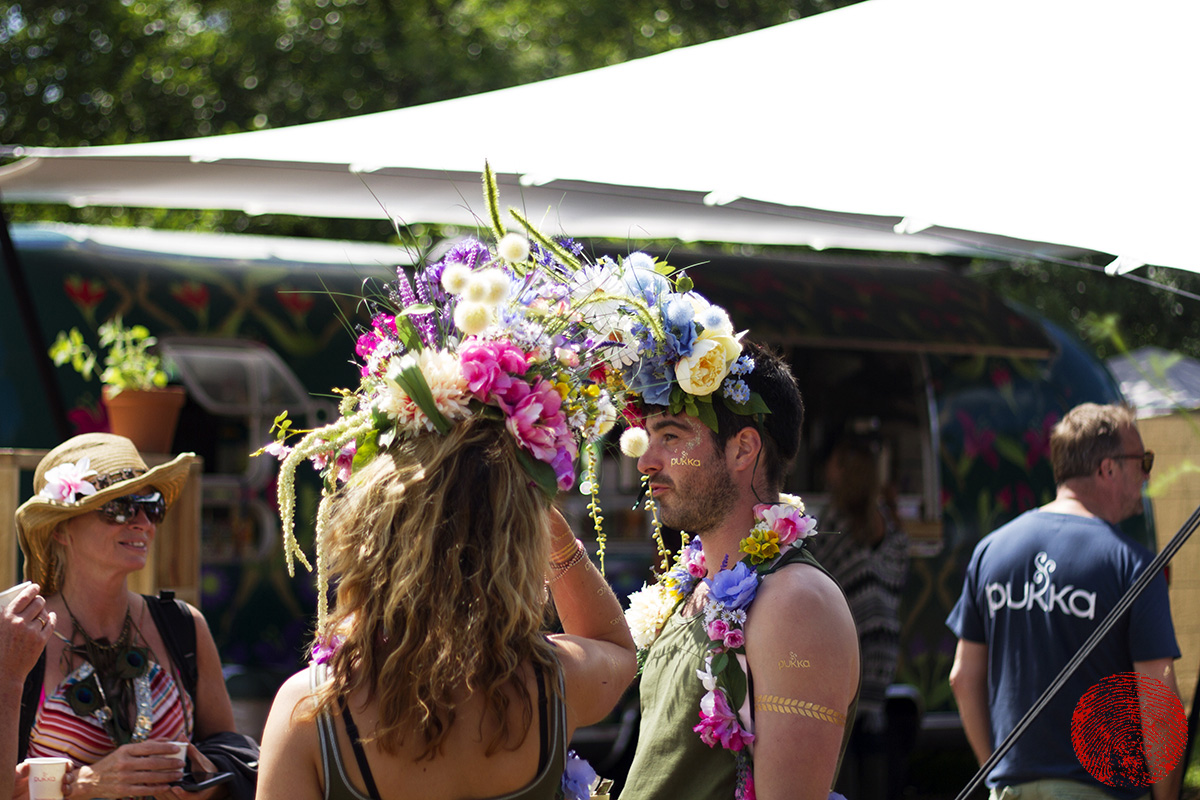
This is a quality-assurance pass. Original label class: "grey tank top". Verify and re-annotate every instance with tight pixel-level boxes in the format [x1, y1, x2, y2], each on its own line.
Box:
[310, 662, 568, 800]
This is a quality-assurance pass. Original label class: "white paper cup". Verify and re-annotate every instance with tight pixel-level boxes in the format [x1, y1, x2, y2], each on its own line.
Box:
[166, 742, 189, 762]
[25, 757, 70, 800]
[0, 581, 34, 609]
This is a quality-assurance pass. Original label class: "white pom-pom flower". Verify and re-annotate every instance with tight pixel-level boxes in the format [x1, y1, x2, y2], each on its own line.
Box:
[625, 583, 676, 649]
[497, 233, 530, 263]
[442, 263, 472, 295]
[620, 427, 649, 457]
[481, 269, 511, 304]
[463, 274, 492, 303]
[454, 301, 494, 335]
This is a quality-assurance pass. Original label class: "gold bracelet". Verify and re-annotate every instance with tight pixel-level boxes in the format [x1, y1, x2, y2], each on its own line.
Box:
[549, 541, 588, 582]
[549, 537, 581, 564]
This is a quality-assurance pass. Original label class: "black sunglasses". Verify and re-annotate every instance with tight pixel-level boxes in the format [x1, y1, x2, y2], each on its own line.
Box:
[98, 491, 166, 525]
[1109, 451, 1154, 475]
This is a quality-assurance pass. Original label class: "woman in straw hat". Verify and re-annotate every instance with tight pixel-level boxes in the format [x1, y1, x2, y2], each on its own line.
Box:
[11, 433, 238, 800]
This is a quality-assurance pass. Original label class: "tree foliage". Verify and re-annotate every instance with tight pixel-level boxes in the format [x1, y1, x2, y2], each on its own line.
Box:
[0, 0, 856, 241]
[968, 258, 1200, 361]
[3, 0, 1198, 361]
[1, 0, 855, 147]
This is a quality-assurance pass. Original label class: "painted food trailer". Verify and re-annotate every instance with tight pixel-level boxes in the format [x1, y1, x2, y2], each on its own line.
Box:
[1, 226, 1141, 772]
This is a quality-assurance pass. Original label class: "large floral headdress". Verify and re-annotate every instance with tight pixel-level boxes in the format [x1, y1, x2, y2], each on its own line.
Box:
[263, 166, 761, 621]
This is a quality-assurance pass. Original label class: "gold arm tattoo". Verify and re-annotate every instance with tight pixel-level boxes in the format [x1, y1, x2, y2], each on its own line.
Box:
[754, 695, 847, 726]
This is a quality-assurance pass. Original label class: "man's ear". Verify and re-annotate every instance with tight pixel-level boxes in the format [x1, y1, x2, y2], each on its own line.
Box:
[726, 426, 763, 475]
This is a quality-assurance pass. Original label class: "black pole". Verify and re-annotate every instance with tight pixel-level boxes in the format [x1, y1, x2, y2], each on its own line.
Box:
[0, 197, 71, 440]
[954, 503, 1200, 800]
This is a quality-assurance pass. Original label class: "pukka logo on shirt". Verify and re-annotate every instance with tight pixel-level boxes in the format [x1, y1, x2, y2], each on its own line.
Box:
[985, 551, 1097, 620]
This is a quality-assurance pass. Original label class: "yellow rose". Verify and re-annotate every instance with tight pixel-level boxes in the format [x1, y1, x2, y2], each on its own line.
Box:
[676, 330, 741, 396]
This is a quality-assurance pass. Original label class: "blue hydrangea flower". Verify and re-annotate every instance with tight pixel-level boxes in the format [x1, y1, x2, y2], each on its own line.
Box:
[561, 751, 599, 800]
[663, 295, 698, 358]
[697, 303, 731, 332]
[624, 356, 675, 407]
[723, 379, 750, 405]
[708, 561, 758, 609]
[729, 355, 755, 376]
[622, 265, 670, 305]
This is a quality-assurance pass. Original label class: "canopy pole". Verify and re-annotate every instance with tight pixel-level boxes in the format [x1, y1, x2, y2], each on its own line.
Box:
[0, 198, 70, 440]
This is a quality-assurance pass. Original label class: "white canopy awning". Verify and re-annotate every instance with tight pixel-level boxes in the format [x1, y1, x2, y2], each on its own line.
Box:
[2, 0, 1197, 271]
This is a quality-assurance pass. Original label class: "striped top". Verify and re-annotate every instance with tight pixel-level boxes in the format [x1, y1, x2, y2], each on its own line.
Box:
[27, 658, 194, 766]
[806, 508, 908, 720]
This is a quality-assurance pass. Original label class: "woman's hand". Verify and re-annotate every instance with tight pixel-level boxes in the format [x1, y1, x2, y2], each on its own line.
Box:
[162, 743, 227, 800]
[10, 763, 29, 800]
[9, 760, 73, 800]
[65, 741, 184, 800]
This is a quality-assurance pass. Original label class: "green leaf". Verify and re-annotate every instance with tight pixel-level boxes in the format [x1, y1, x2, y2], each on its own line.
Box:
[694, 396, 719, 433]
[352, 429, 379, 471]
[675, 274, 694, 293]
[393, 316, 423, 352]
[392, 363, 451, 434]
[720, 390, 772, 417]
[398, 304, 436, 316]
[711, 651, 729, 676]
[515, 449, 559, 499]
[378, 425, 397, 449]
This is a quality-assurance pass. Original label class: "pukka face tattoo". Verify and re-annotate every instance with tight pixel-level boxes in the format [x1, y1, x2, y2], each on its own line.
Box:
[670, 449, 702, 467]
[754, 695, 846, 726]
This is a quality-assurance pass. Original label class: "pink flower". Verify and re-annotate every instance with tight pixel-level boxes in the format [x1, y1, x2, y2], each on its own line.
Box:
[693, 689, 754, 751]
[460, 340, 528, 400]
[335, 443, 357, 484]
[266, 441, 294, 461]
[706, 619, 729, 642]
[957, 410, 999, 469]
[501, 378, 572, 464]
[723, 629, 745, 649]
[753, 503, 814, 545]
[681, 544, 707, 578]
[311, 633, 344, 665]
[39, 458, 98, 503]
[66, 404, 108, 435]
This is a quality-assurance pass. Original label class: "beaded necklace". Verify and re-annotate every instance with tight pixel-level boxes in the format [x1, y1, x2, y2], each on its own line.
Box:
[59, 596, 154, 745]
[624, 494, 819, 800]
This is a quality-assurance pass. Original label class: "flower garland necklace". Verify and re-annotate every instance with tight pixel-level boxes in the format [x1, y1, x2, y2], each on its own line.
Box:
[624, 494, 818, 800]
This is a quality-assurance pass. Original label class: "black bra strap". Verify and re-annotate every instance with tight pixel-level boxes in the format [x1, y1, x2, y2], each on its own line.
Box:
[341, 705, 383, 800]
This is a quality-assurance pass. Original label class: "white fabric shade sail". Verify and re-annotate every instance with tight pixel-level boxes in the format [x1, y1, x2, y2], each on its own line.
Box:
[1, 0, 1197, 271]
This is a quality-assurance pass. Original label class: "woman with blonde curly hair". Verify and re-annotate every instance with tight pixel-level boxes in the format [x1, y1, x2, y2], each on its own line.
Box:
[258, 418, 637, 800]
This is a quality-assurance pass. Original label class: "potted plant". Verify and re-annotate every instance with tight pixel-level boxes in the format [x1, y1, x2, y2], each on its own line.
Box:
[49, 317, 186, 453]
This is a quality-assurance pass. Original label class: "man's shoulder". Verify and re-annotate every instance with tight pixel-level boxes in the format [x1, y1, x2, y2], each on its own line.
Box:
[747, 562, 854, 636]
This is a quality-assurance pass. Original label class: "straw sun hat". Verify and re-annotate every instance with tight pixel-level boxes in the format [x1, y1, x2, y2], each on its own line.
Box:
[14, 433, 196, 594]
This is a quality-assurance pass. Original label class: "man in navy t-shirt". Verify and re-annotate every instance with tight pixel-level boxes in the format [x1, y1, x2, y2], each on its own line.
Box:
[946, 403, 1182, 800]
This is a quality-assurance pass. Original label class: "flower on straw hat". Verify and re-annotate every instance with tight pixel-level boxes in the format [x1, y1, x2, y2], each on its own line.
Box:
[14, 433, 196, 594]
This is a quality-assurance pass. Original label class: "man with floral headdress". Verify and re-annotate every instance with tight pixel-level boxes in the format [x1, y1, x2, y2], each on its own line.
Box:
[619, 340, 860, 800]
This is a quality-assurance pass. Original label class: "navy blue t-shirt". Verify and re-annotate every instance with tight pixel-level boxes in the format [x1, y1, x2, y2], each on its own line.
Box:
[946, 510, 1179, 797]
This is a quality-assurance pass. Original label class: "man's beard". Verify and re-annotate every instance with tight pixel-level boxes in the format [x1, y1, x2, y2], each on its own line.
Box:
[657, 460, 739, 535]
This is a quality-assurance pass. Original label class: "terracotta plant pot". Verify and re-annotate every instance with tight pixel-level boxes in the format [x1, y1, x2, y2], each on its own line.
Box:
[101, 386, 187, 454]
